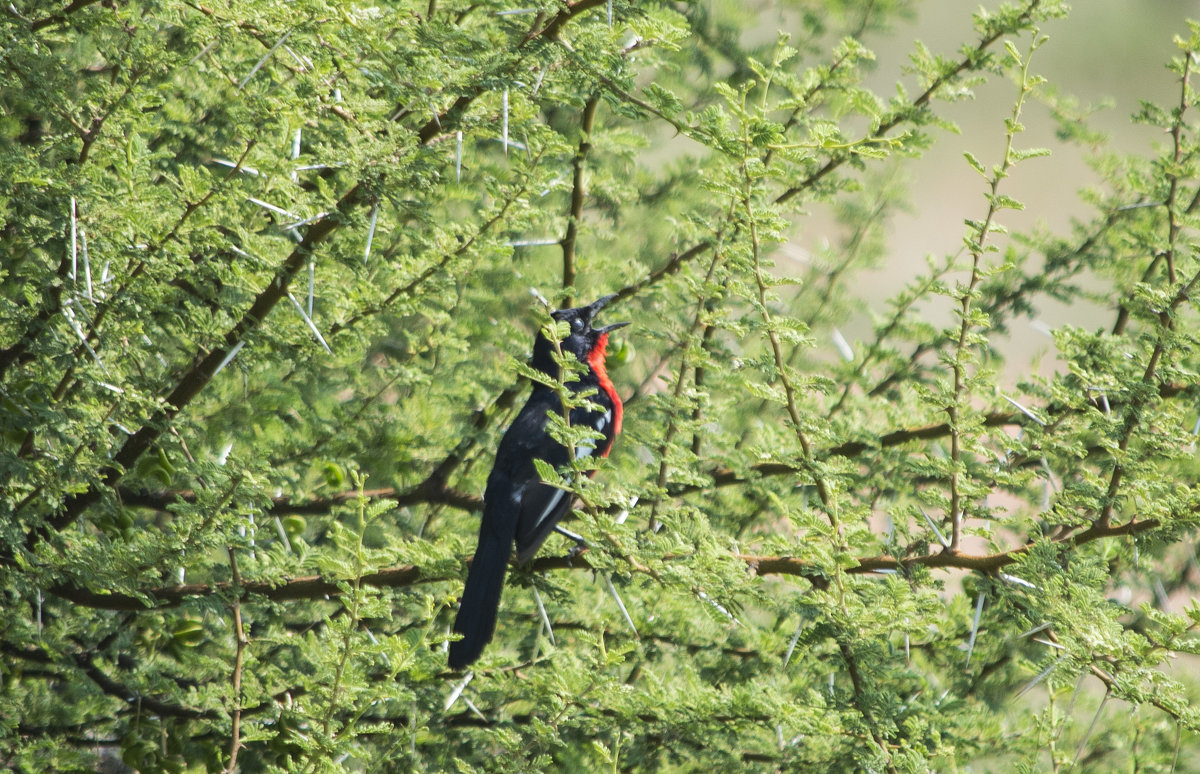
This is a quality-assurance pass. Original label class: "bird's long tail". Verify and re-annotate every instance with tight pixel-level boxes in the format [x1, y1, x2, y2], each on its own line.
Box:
[448, 530, 510, 669]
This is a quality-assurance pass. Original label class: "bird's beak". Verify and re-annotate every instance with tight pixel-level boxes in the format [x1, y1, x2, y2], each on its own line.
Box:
[584, 295, 627, 332]
[585, 293, 620, 317]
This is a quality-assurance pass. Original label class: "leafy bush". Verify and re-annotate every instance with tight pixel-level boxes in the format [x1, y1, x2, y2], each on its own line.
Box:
[3, 1, 1199, 771]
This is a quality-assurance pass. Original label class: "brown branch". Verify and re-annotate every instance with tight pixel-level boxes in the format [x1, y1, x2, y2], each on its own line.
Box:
[774, 0, 1043, 205]
[561, 95, 600, 302]
[50, 564, 429, 611]
[525, 0, 605, 43]
[76, 75, 139, 165]
[30, 0, 102, 31]
[612, 237, 719, 305]
[118, 409, 1021, 520]
[119, 481, 482, 516]
[745, 515, 1161, 584]
[224, 550, 247, 774]
[1111, 253, 1165, 336]
[35, 0, 607, 536]
[104, 400, 1065, 520]
[412, 0, 605, 144]
[49, 514, 1160, 612]
[119, 378, 1196, 520]
[45, 182, 364, 532]
[2, 640, 216, 720]
[836, 638, 898, 773]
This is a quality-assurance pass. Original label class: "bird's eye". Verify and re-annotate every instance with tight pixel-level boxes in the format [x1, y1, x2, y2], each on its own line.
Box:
[571, 319, 583, 331]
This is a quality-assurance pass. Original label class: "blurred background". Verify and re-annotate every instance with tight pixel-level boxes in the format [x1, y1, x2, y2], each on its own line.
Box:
[789, 0, 1200, 381]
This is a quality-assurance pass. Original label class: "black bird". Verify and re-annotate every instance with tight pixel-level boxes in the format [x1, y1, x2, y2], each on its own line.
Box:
[448, 294, 628, 669]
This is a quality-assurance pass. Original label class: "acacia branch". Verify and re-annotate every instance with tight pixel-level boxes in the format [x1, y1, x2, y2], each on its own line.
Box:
[775, 0, 1044, 205]
[46, 182, 364, 532]
[119, 480, 481, 516]
[561, 95, 600, 301]
[48, 514, 1160, 612]
[34, 0, 609, 537]
[525, 0, 606, 43]
[118, 410, 1022, 519]
[612, 237, 720, 304]
[119, 379, 1195, 520]
[30, 0, 103, 31]
[412, 0, 606, 144]
[225, 550, 247, 774]
[1, 640, 216, 720]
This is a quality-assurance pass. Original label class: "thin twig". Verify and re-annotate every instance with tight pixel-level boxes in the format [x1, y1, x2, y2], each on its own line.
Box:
[225, 549, 247, 773]
[561, 96, 599, 302]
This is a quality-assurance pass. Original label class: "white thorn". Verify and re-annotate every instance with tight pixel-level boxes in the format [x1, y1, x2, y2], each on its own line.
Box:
[444, 671, 473, 712]
[502, 88, 509, 156]
[280, 211, 329, 232]
[246, 196, 298, 219]
[210, 158, 260, 176]
[81, 227, 93, 301]
[919, 507, 950, 547]
[506, 238, 560, 247]
[455, 130, 463, 183]
[306, 260, 315, 317]
[1015, 657, 1061, 698]
[462, 697, 487, 722]
[287, 292, 331, 353]
[831, 328, 854, 362]
[604, 574, 638, 638]
[1073, 691, 1110, 765]
[273, 516, 293, 553]
[964, 592, 984, 668]
[532, 587, 556, 646]
[291, 128, 302, 182]
[783, 619, 804, 667]
[62, 301, 106, 373]
[697, 590, 739, 625]
[69, 197, 78, 281]
[213, 340, 245, 376]
[364, 202, 379, 264]
[239, 29, 292, 90]
[1002, 394, 1045, 425]
[999, 572, 1039, 591]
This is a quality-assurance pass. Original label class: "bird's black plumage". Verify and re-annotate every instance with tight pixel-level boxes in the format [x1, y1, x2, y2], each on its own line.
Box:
[448, 295, 627, 669]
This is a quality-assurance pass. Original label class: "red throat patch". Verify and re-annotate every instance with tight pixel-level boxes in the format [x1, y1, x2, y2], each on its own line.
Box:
[587, 333, 623, 445]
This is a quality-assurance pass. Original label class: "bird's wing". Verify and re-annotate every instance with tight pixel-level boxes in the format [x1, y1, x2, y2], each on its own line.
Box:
[513, 404, 616, 563]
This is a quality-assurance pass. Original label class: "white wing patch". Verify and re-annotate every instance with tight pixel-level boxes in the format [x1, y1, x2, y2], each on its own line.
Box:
[576, 409, 612, 460]
[536, 487, 567, 525]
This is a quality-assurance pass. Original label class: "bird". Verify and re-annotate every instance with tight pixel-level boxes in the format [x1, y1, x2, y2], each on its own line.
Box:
[448, 294, 628, 670]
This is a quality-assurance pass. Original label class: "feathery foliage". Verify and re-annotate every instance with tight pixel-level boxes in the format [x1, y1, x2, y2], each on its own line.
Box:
[3, 1, 1200, 771]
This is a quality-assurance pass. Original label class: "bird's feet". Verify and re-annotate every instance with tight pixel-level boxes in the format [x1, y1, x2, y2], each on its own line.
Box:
[554, 525, 588, 565]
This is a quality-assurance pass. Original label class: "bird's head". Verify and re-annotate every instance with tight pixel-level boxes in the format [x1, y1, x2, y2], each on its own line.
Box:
[532, 294, 629, 374]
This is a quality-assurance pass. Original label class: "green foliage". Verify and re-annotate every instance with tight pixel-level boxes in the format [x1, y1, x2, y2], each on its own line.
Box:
[3, 0, 1200, 771]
